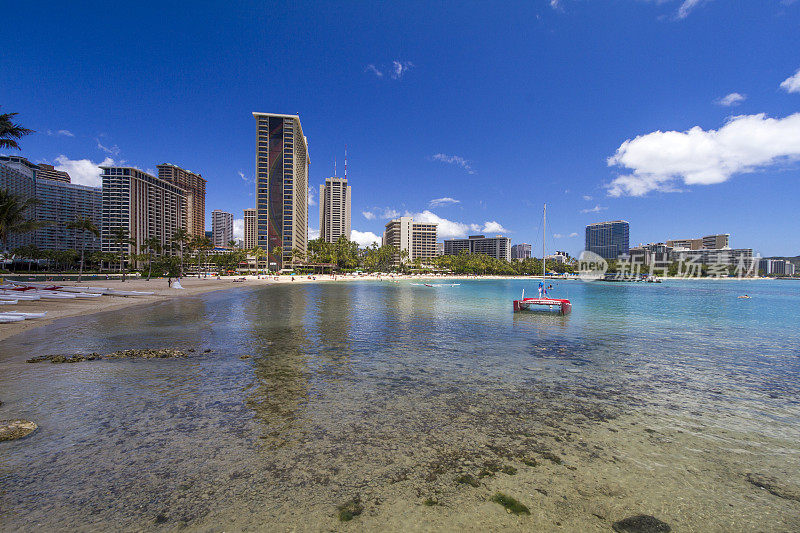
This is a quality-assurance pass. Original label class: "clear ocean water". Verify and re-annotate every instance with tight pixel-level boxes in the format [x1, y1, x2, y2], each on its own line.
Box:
[1, 278, 799, 531]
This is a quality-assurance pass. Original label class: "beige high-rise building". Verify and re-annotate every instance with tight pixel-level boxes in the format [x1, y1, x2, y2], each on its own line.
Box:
[100, 166, 186, 259]
[253, 113, 309, 269]
[157, 163, 207, 237]
[243, 208, 257, 249]
[319, 176, 351, 243]
[383, 217, 438, 267]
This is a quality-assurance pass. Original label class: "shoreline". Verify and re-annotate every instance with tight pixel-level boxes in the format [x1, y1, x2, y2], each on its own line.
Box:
[0, 273, 781, 342]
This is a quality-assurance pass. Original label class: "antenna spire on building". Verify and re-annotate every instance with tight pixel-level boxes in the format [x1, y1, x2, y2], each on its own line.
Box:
[344, 145, 347, 179]
[334, 156, 337, 177]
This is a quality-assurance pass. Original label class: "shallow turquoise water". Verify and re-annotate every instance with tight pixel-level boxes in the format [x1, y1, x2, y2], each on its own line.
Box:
[1, 278, 799, 530]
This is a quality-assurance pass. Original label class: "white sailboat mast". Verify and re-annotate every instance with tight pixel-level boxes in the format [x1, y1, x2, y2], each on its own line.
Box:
[542, 203, 546, 281]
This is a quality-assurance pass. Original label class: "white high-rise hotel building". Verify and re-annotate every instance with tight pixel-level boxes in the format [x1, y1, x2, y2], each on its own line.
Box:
[253, 112, 309, 269]
[319, 176, 351, 243]
[211, 209, 234, 248]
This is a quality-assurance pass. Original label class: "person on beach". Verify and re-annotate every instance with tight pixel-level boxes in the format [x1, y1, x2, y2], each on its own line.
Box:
[168, 276, 172, 288]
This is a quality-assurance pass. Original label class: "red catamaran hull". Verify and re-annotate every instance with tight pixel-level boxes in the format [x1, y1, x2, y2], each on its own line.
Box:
[513, 297, 572, 314]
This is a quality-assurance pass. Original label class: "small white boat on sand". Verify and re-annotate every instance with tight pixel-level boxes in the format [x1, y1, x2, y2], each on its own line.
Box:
[0, 314, 26, 323]
[2, 311, 47, 318]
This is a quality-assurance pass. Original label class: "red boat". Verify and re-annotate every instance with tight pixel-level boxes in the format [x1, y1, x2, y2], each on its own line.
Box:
[513, 296, 572, 314]
[513, 203, 572, 315]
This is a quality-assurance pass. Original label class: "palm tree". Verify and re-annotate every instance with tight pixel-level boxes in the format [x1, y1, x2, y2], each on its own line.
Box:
[251, 246, 265, 276]
[291, 247, 305, 266]
[112, 227, 134, 282]
[143, 236, 162, 281]
[272, 245, 283, 272]
[0, 107, 34, 151]
[66, 217, 99, 283]
[0, 189, 43, 253]
[171, 227, 190, 276]
[191, 235, 212, 278]
[228, 239, 237, 249]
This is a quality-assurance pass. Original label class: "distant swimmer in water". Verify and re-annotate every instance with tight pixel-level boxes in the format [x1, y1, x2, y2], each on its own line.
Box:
[738, 294, 751, 299]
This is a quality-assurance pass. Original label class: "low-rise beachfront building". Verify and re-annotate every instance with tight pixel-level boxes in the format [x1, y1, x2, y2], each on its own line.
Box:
[100, 166, 187, 261]
[34, 178, 102, 252]
[759, 258, 796, 276]
[383, 216, 438, 267]
[666, 234, 729, 251]
[443, 234, 511, 262]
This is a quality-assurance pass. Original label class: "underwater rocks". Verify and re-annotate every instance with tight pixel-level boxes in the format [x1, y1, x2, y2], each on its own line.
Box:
[0, 419, 38, 441]
[612, 515, 671, 533]
[746, 473, 800, 502]
[25, 348, 211, 364]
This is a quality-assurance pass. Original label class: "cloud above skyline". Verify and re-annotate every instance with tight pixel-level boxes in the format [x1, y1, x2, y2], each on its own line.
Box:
[581, 205, 608, 213]
[362, 210, 375, 220]
[780, 68, 800, 93]
[96, 139, 120, 156]
[351, 230, 381, 247]
[233, 218, 244, 240]
[54, 155, 114, 187]
[716, 92, 746, 106]
[47, 129, 74, 137]
[365, 60, 414, 80]
[407, 210, 509, 239]
[431, 153, 475, 174]
[428, 197, 460, 207]
[607, 112, 800, 196]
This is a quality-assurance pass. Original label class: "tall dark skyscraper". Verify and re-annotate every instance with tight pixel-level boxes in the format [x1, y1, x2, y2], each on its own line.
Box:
[585, 220, 630, 259]
[253, 113, 309, 269]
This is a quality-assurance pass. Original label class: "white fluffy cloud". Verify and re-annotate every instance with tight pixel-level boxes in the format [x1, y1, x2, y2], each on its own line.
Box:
[780, 68, 800, 94]
[362, 210, 375, 220]
[308, 186, 316, 206]
[308, 226, 320, 240]
[407, 210, 509, 239]
[233, 218, 244, 240]
[351, 230, 381, 248]
[54, 155, 114, 187]
[607, 112, 800, 196]
[716, 92, 746, 106]
[429, 197, 460, 207]
[582, 195, 593, 201]
[432, 153, 475, 174]
[569, 232, 579, 238]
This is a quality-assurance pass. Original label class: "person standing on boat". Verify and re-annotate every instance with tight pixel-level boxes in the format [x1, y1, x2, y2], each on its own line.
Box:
[538, 280, 547, 298]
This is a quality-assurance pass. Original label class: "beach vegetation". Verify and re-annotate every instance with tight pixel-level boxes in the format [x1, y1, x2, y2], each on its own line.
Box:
[490, 493, 530, 515]
[456, 474, 480, 487]
[337, 496, 363, 521]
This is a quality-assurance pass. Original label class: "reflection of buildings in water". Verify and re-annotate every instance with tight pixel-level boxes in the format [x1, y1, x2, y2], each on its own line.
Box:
[311, 283, 355, 371]
[245, 285, 312, 446]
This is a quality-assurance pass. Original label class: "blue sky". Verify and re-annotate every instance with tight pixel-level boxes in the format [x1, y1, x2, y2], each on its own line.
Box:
[2, 0, 799, 256]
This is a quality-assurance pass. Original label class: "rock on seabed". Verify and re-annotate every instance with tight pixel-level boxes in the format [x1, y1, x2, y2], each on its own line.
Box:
[612, 515, 671, 533]
[0, 419, 38, 442]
